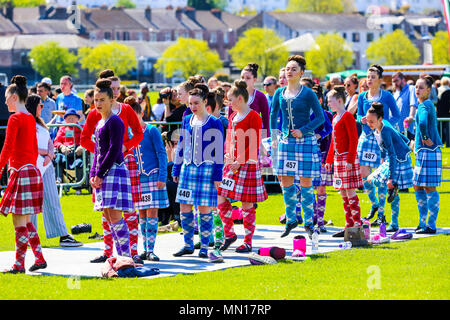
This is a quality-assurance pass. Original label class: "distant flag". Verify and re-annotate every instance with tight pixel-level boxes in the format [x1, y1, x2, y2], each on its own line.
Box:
[443, 0, 450, 60]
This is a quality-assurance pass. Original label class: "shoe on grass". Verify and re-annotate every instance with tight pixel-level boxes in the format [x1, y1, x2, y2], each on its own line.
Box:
[90, 254, 109, 263]
[147, 252, 160, 261]
[371, 216, 387, 227]
[235, 243, 252, 253]
[132, 255, 144, 264]
[29, 261, 47, 272]
[280, 220, 298, 238]
[365, 206, 378, 221]
[219, 234, 237, 251]
[386, 225, 399, 233]
[248, 252, 277, 265]
[208, 249, 224, 263]
[173, 247, 194, 257]
[60, 234, 83, 247]
[415, 226, 436, 234]
[332, 229, 346, 238]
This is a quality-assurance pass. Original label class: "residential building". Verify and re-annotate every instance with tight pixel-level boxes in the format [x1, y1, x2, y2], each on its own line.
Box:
[46, 0, 188, 9]
[355, 0, 443, 14]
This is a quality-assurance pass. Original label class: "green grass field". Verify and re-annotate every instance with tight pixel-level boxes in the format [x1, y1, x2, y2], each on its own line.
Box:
[0, 149, 449, 300]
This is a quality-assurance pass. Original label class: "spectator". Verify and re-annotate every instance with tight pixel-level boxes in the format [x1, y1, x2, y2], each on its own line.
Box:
[420, 73, 438, 104]
[437, 76, 450, 146]
[344, 73, 361, 136]
[392, 71, 418, 140]
[162, 87, 186, 126]
[438, 76, 450, 100]
[116, 85, 127, 103]
[36, 82, 56, 124]
[55, 75, 84, 123]
[152, 97, 165, 121]
[138, 82, 155, 121]
[83, 89, 95, 116]
[263, 76, 278, 109]
[208, 76, 219, 90]
[127, 89, 137, 99]
[359, 78, 369, 93]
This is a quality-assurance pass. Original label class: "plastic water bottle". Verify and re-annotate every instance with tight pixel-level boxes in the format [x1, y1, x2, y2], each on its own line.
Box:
[363, 222, 371, 240]
[311, 229, 319, 253]
[380, 222, 386, 237]
[339, 241, 352, 249]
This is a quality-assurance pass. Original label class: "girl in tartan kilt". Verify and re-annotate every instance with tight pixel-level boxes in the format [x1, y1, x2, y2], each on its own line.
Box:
[325, 86, 363, 237]
[172, 84, 225, 258]
[81, 70, 144, 264]
[127, 96, 169, 262]
[270, 55, 325, 239]
[217, 80, 268, 253]
[365, 102, 414, 232]
[0, 76, 46, 273]
[412, 75, 443, 234]
[90, 79, 134, 259]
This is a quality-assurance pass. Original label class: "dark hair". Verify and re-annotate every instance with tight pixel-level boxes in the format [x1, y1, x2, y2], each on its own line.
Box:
[392, 71, 405, 80]
[229, 79, 249, 103]
[25, 94, 47, 129]
[85, 88, 94, 98]
[189, 83, 209, 100]
[243, 63, 259, 78]
[312, 84, 323, 101]
[94, 79, 113, 99]
[124, 96, 142, 115]
[288, 55, 306, 71]
[99, 69, 119, 82]
[420, 74, 434, 89]
[7, 75, 28, 102]
[368, 64, 383, 78]
[367, 101, 384, 119]
[159, 87, 172, 100]
[300, 77, 314, 88]
[328, 85, 346, 102]
[346, 73, 359, 86]
[206, 91, 217, 112]
[37, 82, 51, 92]
[180, 76, 202, 92]
[213, 86, 225, 109]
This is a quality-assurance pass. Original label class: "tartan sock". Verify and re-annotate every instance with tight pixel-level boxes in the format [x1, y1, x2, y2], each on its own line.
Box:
[26, 222, 46, 265]
[390, 194, 400, 229]
[212, 210, 224, 248]
[426, 191, 440, 230]
[282, 184, 298, 225]
[193, 207, 199, 233]
[146, 217, 158, 253]
[377, 185, 387, 218]
[139, 217, 148, 253]
[13, 226, 28, 271]
[414, 189, 428, 229]
[124, 211, 139, 257]
[199, 212, 213, 250]
[295, 183, 303, 222]
[363, 178, 379, 209]
[180, 211, 195, 250]
[316, 193, 327, 227]
[110, 218, 131, 257]
[242, 207, 256, 246]
[218, 200, 236, 239]
[342, 196, 354, 228]
[102, 213, 114, 257]
[313, 195, 317, 226]
[348, 195, 361, 227]
[301, 186, 315, 229]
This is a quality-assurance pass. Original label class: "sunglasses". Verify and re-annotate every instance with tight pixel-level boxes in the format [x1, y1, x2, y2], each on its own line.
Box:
[263, 83, 275, 86]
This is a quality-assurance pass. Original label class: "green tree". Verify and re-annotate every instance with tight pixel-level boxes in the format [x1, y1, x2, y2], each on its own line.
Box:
[431, 31, 449, 65]
[78, 42, 137, 77]
[305, 33, 353, 79]
[187, 0, 226, 10]
[28, 41, 78, 83]
[366, 29, 420, 65]
[155, 37, 222, 79]
[286, 0, 344, 13]
[0, 0, 45, 7]
[229, 28, 289, 78]
[115, 0, 136, 9]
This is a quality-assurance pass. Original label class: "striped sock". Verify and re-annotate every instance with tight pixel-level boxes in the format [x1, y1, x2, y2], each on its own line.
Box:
[242, 207, 256, 246]
[363, 178, 379, 209]
[124, 211, 139, 257]
[180, 211, 195, 250]
[102, 213, 114, 257]
[13, 226, 28, 271]
[301, 186, 315, 229]
[199, 212, 213, 251]
[212, 210, 224, 248]
[110, 218, 131, 257]
[348, 195, 361, 227]
[218, 200, 235, 239]
[342, 196, 353, 228]
[146, 217, 158, 253]
[377, 185, 387, 218]
[316, 193, 327, 227]
[426, 191, 440, 230]
[139, 217, 148, 253]
[414, 190, 428, 229]
[282, 184, 298, 225]
[26, 222, 46, 265]
[193, 207, 199, 234]
[390, 195, 400, 229]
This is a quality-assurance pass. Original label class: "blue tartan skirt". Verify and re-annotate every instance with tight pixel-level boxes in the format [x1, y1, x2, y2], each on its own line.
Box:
[413, 147, 442, 187]
[176, 162, 218, 207]
[275, 135, 321, 178]
[93, 163, 134, 213]
[357, 132, 382, 167]
[138, 169, 170, 209]
[370, 154, 414, 189]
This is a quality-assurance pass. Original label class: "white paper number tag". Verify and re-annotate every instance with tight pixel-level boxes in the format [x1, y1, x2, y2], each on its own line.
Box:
[141, 193, 153, 206]
[283, 160, 298, 171]
[177, 188, 193, 202]
[220, 177, 235, 191]
[95, 190, 103, 206]
[362, 151, 377, 162]
[333, 178, 343, 189]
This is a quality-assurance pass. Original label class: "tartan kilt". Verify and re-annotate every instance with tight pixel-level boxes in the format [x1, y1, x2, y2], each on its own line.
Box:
[332, 153, 363, 190]
[275, 135, 321, 178]
[357, 132, 382, 167]
[370, 155, 414, 189]
[413, 147, 442, 187]
[176, 162, 218, 207]
[0, 164, 43, 216]
[93, 163, 134, 212]
[138, 170, 170, 209]
[124, 155, 142, 209]
[218, 163, 268, 203]
[313, 164, 334, 187]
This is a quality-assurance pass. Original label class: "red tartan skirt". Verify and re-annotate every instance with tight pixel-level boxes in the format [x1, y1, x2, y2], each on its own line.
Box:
[0, 164, 43, 216]
[332, 153, 363, 190]
[124, 155, 142, 209]
[218, 163, 268, 203]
